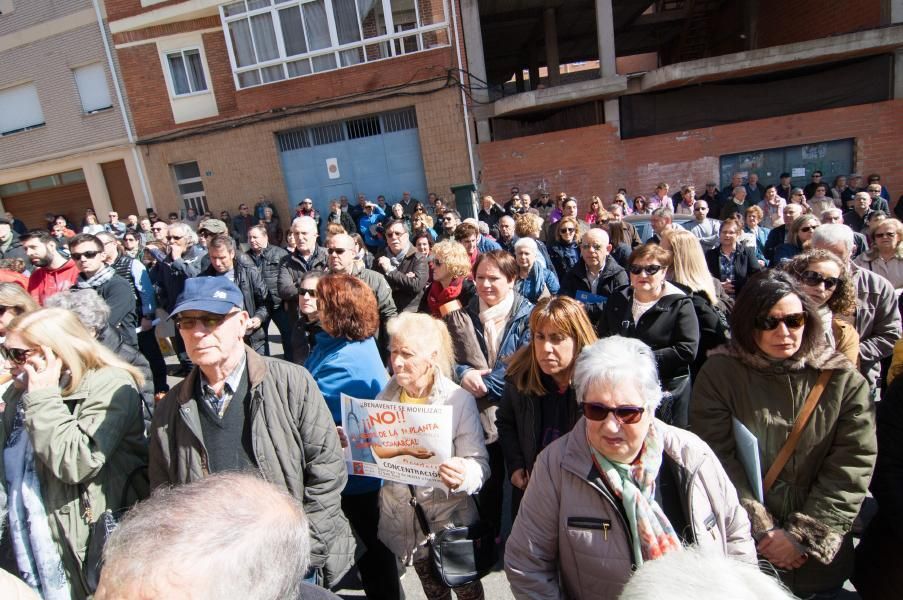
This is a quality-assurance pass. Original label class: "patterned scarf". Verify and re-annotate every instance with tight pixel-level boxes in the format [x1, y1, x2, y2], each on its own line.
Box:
[591, 423, 681, 566]
[75, 264, 115, 289]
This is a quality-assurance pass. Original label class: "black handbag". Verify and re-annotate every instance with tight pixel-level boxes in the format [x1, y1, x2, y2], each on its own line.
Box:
[80, 466, 149, 593]
[407, 484, 496, 588]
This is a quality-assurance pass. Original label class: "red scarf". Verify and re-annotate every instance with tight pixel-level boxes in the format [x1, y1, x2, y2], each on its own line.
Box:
[426, 277, 464, 317]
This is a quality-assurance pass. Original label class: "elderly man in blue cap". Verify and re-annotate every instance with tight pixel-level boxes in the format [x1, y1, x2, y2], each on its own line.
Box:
[148, 277, 356, 590]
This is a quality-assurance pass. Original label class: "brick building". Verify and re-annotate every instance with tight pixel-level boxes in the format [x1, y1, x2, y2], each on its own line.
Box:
[107, 0, 475, 227]
[0, 0, 152, 229]
[463, 0, 903, 210]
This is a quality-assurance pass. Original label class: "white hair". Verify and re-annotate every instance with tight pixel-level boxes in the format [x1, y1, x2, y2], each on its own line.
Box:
[292, 215, 316, 230]
[820, 208, 842, 222]
[583, 227, 610, 246]
[572, 337, 662, 412]
[811, 223, 854, 258]
[513, 237, 538, 252]
[45, 289, 110, 336]
[619, 547, 795, 600]
[99, 473, 310, 600]
[168, 222, 197, 245]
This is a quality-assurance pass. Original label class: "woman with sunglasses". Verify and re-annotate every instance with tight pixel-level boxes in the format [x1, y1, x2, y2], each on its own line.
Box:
[784, 250, 859, 365]
[584, 195, 606, 225]
[506, 335, 755, 599]
[548, 216, 581, 281]
[497, 297, 596, 521]
[0, 308, 148, 599]
[632, 195, 651, 215]
[773, 214, 820, 264]
[598, 244, 699, 428]
[854, 218, 903, 292]
[289, 271, 323, 365]
[705, 216, 763, 298]
[302, 274, 401, 600]
[691, 271, 876, 599]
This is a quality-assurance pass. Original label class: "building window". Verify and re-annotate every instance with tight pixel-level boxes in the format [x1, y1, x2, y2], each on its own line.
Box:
[165, 49, 209, 96]
[172, 162, 209, 214]
[220, 0, 449, 89]
[0, 170, 85, 197]
[73, 63, 113, 114]
[0, 1, 15, 16]
[0, 83, 45, 137]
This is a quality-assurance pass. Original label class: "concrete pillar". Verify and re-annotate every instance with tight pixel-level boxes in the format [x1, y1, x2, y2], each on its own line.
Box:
[124, 149, 155, 212]
[544, 7, 560, 87]
[82, 160, 114, 217]
[595, 0, 616, 78]
[460, 0, 490, 104]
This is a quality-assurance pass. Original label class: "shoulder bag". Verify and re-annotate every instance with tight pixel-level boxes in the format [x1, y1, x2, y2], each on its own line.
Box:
[762, 370, 832, 494]
[407, 484, 497, 588]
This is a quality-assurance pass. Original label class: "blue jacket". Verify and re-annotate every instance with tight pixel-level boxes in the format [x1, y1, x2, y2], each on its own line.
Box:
[455, 294, 533, 403]
[515, 263, 560, 303]
[478, 235, 502, 253]
[548, 241, 580, 280]
[359, 206, 386, 249]
[305, 332, 388, 494]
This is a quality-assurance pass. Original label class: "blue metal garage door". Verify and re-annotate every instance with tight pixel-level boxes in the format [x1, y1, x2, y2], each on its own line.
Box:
[277, 108, 428, 230]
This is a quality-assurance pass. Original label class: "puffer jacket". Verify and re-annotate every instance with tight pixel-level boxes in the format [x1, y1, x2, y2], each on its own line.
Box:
[249, 244, 289, 308]
[375, 372, 489, 562]
[560, 257, 629, 326]
[0, 367, 147, 600]
[505, 419, 756, 599]
[201, 255, 269, 347]
[690, 341, 876, 595]
[148, 348, 355, 588]
[276, 246, 329, 305]
[151, 244, 207, 312]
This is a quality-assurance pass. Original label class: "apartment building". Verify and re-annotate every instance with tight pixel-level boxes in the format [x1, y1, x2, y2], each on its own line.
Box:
[106, 0, 474, 224]
[0, 0, 151, 229]
[462, 0, 903, 204]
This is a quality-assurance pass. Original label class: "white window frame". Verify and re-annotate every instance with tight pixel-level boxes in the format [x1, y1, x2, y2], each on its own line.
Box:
[72, 62, 113, 114]
[219, 0, 450, 90]
[172, 162, 209, 215]
[0, 82, 45, 137]
[161, 47, 211, 99]
[0, 0, 14, 16]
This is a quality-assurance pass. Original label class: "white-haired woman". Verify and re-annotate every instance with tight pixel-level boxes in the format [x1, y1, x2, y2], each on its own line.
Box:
[514, 237, 560, 303]
[0, 308, 147, 599]
[376, 313, 489, 599]
[505, 336, 755, 599]
[855, 217, 903, 293]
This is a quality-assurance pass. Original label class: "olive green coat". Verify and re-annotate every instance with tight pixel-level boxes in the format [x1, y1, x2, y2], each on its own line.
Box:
[0, 367, 148, 600]
[691, 342, 876, 595]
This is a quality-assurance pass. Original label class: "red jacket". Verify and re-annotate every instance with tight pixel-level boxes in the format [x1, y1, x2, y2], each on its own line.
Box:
[27, 259, 79, 304]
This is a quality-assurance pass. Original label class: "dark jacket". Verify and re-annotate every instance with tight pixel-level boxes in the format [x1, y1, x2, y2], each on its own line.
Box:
[375, 245, 429, 312]
[97, 325, 155, 430]
[149, 348, 355, 588]
[0, 232, 27, 262]
[277, 246, 328, 305]
[249, 244, 289, 308]
[290, 317, 322, 366]
[704, 244, 763, 295]
[548, 240, 580, 280]
[719, 198, 754, 221]
[202, 255, 269, 346]
[151, 244, 207, 311]
[454, 294, 533, 403]
[560, 257, 629, 326]
[598, 283, 700, 426]
[478, 205, 505, 232]
[764, 224, 787, 263]
[78, 271, 139, 347]
[672, 283, 729, 380]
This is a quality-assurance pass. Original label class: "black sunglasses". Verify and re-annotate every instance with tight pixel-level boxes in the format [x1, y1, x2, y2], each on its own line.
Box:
[0, 345, 36, 366]
[326, 248, 348, 255]
[800, 271, 841, 290]
[174, 312, 238, 331]
[298, 287, 317, 298]
[628, 264, 663, 276]
[0, 306, 17, 317]
[582, 403, 645, 424]
[71, 250, 101, 260]
[756, 312, 807, 331]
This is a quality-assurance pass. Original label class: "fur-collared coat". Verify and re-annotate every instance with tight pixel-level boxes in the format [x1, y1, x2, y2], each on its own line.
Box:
[690, 341, 876, 595]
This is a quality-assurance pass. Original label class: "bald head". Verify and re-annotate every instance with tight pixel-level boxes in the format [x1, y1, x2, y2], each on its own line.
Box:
[326, 233, 356, 273]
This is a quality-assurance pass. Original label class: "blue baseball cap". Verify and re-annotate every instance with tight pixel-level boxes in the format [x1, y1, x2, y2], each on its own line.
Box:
[170, 277, 243, 318]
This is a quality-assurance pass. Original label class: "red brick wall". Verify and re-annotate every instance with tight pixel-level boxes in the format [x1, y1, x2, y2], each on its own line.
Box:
[106, 0, 189, 21]
[117, 43, 178, 134]
[756, 0, 882, 48]
[478, 100, 903, 211]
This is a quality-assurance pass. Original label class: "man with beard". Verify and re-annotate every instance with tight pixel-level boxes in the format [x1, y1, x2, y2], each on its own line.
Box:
[22, 230, 79, 304]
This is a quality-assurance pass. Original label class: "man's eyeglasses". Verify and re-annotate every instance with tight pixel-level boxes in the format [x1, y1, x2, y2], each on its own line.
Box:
[152, 227, 167, 232]
[167, 235, 184, 241]
[174, 312, 239, 331]
[298, 288, 317, 298]
[0, 345, 36, 366]
[628, 264, 663, 276]
[326, 247, 348, 255]
[582, 403, 645, 424]
[386, 230, 406, 238]
[756, 312, 807, 331]
[71, 250, 101, 260]
[800, 271, 841, 290]
[581, 243, 604, 251]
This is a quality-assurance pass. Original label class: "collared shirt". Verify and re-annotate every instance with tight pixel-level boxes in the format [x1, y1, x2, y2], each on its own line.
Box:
[200, 352, 247, 418]
[719, 248, 737, 282]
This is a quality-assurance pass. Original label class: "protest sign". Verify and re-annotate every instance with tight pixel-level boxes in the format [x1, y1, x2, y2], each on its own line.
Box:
[341, 394, 453, 487]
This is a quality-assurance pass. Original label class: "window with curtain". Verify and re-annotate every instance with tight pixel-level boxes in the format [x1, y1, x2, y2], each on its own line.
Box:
[166, 49, 209, 96]
[73, 63, 113, 113]
[220, 0, 449, 89]
[0, 83, 45, 136]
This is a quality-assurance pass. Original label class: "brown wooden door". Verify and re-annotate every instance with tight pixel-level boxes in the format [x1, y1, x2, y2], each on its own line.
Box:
[101, 159, 139, 218]
[3, 182, 94, 230]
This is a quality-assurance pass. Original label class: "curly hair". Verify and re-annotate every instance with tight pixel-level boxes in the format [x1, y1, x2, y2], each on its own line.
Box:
[316, 274, 379, 341]
[431, 240, 471, 278]
[514, 213, 542, 238]
[782, 249, 856, 315]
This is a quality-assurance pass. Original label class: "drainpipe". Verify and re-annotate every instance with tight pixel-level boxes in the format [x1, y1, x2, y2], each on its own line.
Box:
[450, 0, 478, 186]
[91, 0, 153, 210]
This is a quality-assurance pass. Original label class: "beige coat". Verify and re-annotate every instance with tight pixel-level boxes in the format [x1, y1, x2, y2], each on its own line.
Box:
[505, 418, 755, 599]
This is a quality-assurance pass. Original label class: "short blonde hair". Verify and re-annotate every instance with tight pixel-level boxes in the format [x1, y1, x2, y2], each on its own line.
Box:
[386, 313, 454, 377]
[514, 213, 542, 238]
[431, 240, 471, 278]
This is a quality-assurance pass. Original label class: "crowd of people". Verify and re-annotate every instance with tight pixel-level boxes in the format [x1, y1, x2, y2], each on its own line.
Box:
[0, 172, 898, 599]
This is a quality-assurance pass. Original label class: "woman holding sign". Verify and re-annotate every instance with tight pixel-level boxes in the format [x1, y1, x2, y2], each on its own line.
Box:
[691, 271, 876, 598]
[377, 313, 489, 600]
[303, 274, 400, 600]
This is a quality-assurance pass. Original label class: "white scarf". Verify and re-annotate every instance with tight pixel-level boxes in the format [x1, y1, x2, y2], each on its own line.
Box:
[479, 291, 515, 367]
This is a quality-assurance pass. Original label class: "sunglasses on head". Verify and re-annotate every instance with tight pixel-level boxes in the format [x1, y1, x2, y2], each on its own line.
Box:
[0, 345, 36, 365]
[582, 403, 645, 424]
[71, 250, 101, 260]
[756, 312, 807, 331]
[628, 264, 663, 276]
[800, 271, 841, 290]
